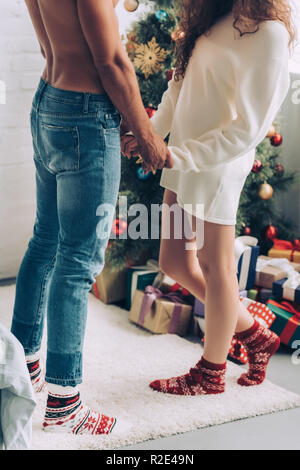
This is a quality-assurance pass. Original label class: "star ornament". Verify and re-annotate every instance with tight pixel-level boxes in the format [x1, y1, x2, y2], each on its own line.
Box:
[134, 37, 168, 79]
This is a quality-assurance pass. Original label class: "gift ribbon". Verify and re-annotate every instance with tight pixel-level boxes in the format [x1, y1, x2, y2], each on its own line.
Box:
[256, 256, 295, 274]
[234, 236, 258, 267]
[282, 272, 300, 302]
[138, 286, 185, 333]
[272, 238, 300, 262]
[130, 268, 159, 305]
[234, 236, 258, 290]
[268, 298, 300, 344]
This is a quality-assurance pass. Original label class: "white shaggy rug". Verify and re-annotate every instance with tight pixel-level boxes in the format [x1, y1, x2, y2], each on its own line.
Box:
[1, 284, 300, 450]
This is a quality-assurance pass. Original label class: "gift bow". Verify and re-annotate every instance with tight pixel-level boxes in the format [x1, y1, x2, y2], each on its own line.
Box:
[281, 260, 300, 301]
[268, 298, 300, 345]
[272, 238, 300, 261]
[256, 256, 297, 276]
[144, 285, 185, 307]
[138, 285, 186, 333]
[280, 301, 300, 319]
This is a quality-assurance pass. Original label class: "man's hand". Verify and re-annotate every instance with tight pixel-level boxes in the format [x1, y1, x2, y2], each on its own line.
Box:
[121, 132, 174, 172]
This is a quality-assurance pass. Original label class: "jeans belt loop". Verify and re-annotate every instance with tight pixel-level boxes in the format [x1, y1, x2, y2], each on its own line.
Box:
[83, 93, 90, 114]
[36, 80, 48, 113]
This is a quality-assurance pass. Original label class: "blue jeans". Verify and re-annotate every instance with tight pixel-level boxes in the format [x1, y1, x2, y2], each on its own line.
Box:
[11, 78, 121, 386]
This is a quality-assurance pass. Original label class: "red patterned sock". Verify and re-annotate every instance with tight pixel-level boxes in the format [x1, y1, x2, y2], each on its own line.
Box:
[149, 357, 226, 396]
[235, 320, 280, 387]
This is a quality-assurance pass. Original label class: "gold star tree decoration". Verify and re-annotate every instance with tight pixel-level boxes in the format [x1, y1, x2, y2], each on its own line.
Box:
[134, 37, 168, 79]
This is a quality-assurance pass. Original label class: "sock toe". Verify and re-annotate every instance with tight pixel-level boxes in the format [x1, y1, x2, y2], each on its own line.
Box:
[149, 380, 162, 391]
[112, 419, 132, 435]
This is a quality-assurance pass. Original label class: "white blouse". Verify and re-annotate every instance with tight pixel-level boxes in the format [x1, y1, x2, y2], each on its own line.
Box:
[151, 13, 290, 224]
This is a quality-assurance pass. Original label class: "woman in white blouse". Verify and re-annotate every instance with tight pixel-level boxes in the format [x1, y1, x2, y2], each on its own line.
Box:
[122, 0, 295, 395]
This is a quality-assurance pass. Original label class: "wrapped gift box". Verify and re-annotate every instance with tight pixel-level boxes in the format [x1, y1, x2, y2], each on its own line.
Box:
[267, 298, 300, 347]
[255, 255, 300, 289]
[239, 290, 248, 298]
[91, 264, 127, 304]
[153, 271, 191, 297]
[125, 264, 159, 310]
[235, 236, 260, 291]
[153, 272, 177, 292]
[129, 287, 192, 336]
[245, 286, 273, 303]
[257, 287, 273, 304]
[272, 277, 300, 303]
[268, 239, 300, 263]
[193, 296, 276, 364]
[247, 288, 258, 300]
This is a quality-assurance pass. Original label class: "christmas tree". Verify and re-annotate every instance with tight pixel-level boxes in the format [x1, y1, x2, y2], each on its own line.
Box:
[237, 124, 299, 254]
[106, 0, 299, 270]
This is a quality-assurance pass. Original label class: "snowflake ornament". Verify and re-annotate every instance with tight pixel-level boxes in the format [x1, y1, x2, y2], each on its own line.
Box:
[134, 37, 168, 78]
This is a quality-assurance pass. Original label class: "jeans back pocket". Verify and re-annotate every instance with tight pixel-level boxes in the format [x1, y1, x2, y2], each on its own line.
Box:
[39, 122, 80, 173]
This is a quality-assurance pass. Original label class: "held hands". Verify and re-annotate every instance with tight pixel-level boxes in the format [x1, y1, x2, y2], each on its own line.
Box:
[121, 132, 174, 174]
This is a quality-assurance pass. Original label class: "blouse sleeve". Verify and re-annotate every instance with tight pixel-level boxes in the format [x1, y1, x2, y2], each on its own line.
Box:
[168, 24, 291, 173]
[150, 75, 184, 139]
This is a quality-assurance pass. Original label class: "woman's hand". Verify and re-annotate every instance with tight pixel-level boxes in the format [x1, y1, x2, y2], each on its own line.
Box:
[121, 134, 139, 159]
[121, 132, 174, 173]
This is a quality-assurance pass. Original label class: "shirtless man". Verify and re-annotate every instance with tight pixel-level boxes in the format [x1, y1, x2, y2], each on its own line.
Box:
[11, 0, 172, 436]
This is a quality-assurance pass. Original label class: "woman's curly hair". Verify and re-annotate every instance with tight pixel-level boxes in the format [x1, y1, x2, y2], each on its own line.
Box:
[174, 0, 296, 81]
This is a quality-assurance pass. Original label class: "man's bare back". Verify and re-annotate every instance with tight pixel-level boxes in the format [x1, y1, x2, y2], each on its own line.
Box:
[25, 0, 173, 172]
[25, 0, 108, 94]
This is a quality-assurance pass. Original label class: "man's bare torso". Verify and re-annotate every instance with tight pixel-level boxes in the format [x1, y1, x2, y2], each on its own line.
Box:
[25, 0, 106, 94]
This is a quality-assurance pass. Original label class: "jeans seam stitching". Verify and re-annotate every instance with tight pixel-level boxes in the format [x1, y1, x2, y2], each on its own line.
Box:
[29, 254, 56, 349]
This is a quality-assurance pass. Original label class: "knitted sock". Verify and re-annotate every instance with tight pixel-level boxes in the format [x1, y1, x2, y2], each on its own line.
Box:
[149, 357, 226, 396]
[235, 320, 280, 387]
[43, 384, 117, 435]
[26, 352, 45, 393]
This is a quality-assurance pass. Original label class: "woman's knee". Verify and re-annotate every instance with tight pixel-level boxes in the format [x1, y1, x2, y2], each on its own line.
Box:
[197, 251, 236, 280]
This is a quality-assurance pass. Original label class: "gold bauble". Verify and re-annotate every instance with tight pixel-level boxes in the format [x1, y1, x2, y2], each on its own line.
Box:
[258, 183, 274, 200]
[124, 0, 139, 12]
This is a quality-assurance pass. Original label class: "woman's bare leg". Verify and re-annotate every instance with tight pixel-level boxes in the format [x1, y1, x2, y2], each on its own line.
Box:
[159, 189, 254, 337]
[195, 221, 240, 362]
[151, 189, 279, 394]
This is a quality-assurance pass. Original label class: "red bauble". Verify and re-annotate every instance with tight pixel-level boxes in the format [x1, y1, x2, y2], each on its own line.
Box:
[243, 226, 251, 235]
[252, 159, 262, 173]
[264, 224, 278, 241]
[166, 69, 174, 81]
[145, 107, 156, 118]
[112, 218, 128, 236]
[275, 163, 284, 176]
[271, 133, 283, 147]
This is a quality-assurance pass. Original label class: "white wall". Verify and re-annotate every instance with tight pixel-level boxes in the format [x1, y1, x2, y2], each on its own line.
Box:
[0, 0, 44, 279]
[0, 1, 299, 279]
